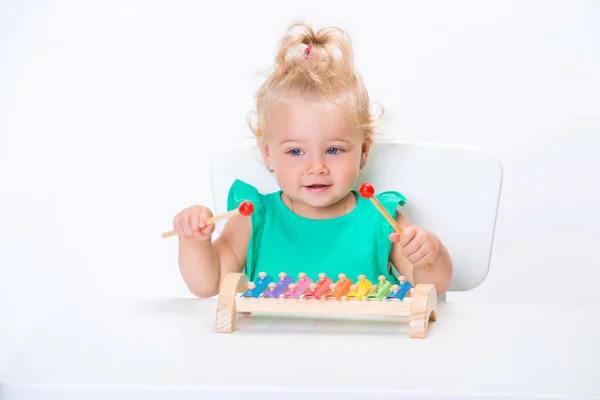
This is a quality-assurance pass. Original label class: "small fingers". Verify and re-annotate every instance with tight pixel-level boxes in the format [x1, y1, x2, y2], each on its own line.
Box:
[172, 206, 215, 241]
[190, 213, 200, 236]
[412, 250, 433, 268]
[198, 208, 214, 234]
[201, 222, 216, 236]
[179, 209, 193, 237]
[402, 234, 423, 258]
[406, 244, 428, 265]
[399, 226, 418, 247]
[172, 214, 184, 237]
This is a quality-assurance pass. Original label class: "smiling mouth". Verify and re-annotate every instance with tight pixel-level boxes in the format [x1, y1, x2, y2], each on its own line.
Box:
[304, 184, 332, 194]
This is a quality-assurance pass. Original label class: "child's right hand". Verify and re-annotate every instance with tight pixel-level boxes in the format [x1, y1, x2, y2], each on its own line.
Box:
[172, 205, 215, 243]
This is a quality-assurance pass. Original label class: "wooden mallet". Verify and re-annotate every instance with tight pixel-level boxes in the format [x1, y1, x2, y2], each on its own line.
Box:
[162, 201, 254, 239]
[358, 182, 430, 268]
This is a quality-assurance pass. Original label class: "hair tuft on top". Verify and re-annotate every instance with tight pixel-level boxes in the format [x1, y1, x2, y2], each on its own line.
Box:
[248, 22, 384, 143]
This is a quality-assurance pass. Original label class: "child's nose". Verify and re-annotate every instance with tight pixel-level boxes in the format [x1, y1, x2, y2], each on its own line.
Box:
[306, 162, 329, 175]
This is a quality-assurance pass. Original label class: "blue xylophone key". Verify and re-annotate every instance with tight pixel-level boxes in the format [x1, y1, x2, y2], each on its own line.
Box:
[395, 281, 413, 300]
[241, 272, 273, 298]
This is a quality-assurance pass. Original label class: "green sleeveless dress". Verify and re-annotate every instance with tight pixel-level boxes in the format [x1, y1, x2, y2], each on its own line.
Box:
[227, 179, 407, 285]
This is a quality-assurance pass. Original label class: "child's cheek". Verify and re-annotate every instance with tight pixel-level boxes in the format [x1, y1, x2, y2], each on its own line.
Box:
[334, 157, 359, 177]
[275, 157, 300, 175]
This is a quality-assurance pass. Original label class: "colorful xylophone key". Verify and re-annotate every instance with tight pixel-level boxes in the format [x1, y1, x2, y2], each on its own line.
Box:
[384, 276, 413, 301]
[302, 273, 332, 299]
[323, 274, 353, 300]
[240, 272, 273, 298]
[343, 274, 372, 300]
[395, 281, 413, 300]
[302, 283, 319, 299]
[364, 275, 393, 300]
[282, 272, 313, 298]
[240, 282, 258, 298]
[260, 272, 293, 298]
[323, 283, 338, 300]
[384, 284, 401, 300]
[240, 272, 414, 301]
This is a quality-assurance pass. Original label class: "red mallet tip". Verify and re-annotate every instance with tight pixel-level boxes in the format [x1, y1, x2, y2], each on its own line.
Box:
[238, 201, 254, 216]
[358, 182, 375, 198]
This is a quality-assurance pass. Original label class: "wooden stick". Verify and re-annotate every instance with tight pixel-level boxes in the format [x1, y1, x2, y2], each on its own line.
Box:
[205, 209, 240, 224]
[161, 230, 179, 239]
[161, 201, 254, 239]
[161, 210, 240, 239]
[368, 197, 404, 234]
[359, 183, 429, 268]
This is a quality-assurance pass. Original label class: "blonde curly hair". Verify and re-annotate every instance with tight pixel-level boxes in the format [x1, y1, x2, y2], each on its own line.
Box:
[248, 22, 383, 143]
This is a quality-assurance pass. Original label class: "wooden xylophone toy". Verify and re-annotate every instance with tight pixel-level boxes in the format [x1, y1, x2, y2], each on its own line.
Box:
[216, 271, 437, 338]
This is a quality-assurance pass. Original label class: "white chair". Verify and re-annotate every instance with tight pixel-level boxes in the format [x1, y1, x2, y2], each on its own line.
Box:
[210, 140, 502, 295]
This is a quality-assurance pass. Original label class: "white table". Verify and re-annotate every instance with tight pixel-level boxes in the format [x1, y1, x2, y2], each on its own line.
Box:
[1, 298, 599, 399]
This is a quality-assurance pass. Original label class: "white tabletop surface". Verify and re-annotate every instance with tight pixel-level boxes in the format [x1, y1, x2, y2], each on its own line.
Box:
[1, 297, 599, 400]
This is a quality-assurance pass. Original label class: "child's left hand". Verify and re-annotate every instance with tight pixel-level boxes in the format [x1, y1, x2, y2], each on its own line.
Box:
[389, 225, 440, 268]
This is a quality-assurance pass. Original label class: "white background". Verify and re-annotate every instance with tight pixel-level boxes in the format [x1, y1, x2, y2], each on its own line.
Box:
[1, 0, 599, 371]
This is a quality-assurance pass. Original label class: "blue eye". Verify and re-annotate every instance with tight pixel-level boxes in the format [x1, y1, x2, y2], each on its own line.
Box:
[288, 149, 303, 156]
[326, 148, 342, 155]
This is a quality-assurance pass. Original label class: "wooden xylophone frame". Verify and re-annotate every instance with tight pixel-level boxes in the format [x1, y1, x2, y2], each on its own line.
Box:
[216, 273, 438, 338]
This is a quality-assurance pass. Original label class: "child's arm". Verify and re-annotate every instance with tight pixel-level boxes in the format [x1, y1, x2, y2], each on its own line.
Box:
[388, 208, 453, 295]
[178, 214, 251, 298]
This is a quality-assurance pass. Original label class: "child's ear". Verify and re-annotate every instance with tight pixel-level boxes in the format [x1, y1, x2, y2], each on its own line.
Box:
[258, 137, 273, 170]
[361, 136, 372, 164]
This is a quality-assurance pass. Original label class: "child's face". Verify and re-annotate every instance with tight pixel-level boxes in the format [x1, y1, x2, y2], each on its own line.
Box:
[260, 97, 369, 212]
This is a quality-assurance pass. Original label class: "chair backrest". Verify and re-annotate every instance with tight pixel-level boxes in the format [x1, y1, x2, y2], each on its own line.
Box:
[210, 141, 502, 292]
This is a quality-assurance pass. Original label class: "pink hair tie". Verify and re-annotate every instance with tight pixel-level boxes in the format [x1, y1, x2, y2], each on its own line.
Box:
[304, 45, 312, 57]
